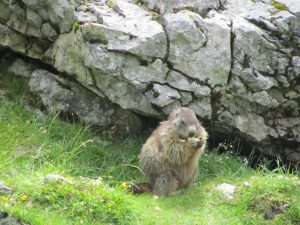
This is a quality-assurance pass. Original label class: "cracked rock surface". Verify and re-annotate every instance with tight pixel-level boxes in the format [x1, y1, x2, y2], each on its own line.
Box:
[0, 0, 300, 163]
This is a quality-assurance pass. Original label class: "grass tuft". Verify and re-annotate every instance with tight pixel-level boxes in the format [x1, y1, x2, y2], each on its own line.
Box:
[271, 1, 288, 11]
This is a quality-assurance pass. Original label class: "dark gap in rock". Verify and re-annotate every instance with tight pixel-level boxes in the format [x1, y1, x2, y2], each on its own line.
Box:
[153, 91, 159, 98]
[206, 130, 264, 167]
[227, 19, 235, 85]
[56, 81, 72, 91]
[141, 83, 153, 94]
[150, 103, 164, 116]
[243, 54, 251, 68]
[48, 21, 61, 35]
[173, 6, 197, 14]
[88, 68, 100, 89]
[0, 211, 8, 218]
[0, 52, 45, 112]
[201, 8, 212, 17]
[246, 18, 271, 31]
[168, 65, 212, 88]
[128, 34, 135, 40]
[57, 109, 81, 124]
[105, 48, 149, 66]
[140, 59, 149, 66]
[137, 113, 160, 132]
[14, 0, 26, 8]
[89, 39, 108, 45]
[138, 1, 161, 14]
[218, 0, 226, 11]
[207, 128, 298, 171]
[160, 15, 170, 64]
[9, 51, 81, 85]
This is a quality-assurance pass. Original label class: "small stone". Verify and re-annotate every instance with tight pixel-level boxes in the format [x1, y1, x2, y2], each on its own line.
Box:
[44, 174, 70, 185]
[154, 206, 161, 211]
[153, 195, 159, 200]
[214, 183, 236, 199]
[243, 181, 250, 187]
[0, 183, 13, 195]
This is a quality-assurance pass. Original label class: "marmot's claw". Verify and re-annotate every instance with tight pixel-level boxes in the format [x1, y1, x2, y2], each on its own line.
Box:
[197, 139, 204, 148]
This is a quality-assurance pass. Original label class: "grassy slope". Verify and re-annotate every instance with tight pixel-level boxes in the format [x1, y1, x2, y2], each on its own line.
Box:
[0, 68, 299, 225]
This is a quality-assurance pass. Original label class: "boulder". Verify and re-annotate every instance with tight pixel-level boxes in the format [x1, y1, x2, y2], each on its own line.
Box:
[28, 69, 143, 135]
[214, 183, 236, 199]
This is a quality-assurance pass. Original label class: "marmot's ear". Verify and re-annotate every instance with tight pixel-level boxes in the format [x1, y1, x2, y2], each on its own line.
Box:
[168, 108, 179, 120]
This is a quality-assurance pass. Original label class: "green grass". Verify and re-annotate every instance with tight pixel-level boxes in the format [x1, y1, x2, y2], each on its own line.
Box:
[0, 66, 299, 224]
[271, 1, 288, 11]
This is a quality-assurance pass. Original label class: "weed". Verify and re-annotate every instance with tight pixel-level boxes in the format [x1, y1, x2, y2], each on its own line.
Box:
[271, 1, 288, 11]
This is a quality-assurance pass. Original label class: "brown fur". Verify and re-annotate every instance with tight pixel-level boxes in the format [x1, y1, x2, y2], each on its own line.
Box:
[138, 107, 208, 196]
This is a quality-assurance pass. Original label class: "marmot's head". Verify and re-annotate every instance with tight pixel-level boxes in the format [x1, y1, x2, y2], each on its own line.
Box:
[168, 107, 200, 141]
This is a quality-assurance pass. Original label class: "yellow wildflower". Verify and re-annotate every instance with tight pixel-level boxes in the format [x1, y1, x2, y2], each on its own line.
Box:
[121, 182, 128, 189]
[21, 194, 28, 201]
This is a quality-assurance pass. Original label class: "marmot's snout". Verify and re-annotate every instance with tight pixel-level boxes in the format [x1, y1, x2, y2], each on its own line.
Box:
[188, 126, 196, 138]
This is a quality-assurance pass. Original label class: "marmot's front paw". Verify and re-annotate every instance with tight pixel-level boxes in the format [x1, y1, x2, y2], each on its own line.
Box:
[187, 137, 204, 149]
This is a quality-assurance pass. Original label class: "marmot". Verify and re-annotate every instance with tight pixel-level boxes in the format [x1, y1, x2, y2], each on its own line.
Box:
[136, 107, 208, 196]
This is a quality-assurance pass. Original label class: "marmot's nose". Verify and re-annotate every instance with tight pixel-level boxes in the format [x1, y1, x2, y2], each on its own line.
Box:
[188, 130, 195, 137]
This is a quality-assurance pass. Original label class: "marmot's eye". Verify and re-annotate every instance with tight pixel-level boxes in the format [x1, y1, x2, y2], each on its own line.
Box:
[181, 120, 185, 125]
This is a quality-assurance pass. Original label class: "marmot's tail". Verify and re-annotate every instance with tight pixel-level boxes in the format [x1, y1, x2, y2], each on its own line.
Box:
[130, 182, 152, 194]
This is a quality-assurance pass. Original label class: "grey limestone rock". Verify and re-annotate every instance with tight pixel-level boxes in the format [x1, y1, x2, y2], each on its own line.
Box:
[0, 183, 13, 195]
[29, 69, 143, 134]
[145, 84, 181, 107]
[214, 183, 236, 199]
[8, 58, 37, 77]
[165, 11, 231, 87]
[239, 69, 278, 92]
[234, 114, 269, 142]
[44, 174, 70, 185]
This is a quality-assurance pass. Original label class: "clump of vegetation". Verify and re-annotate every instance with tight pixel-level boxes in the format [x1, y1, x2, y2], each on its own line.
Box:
[271, 1, 288, 11]
[236, 175, 300, 223]
[72, 21, 80, 32]
[1, 177, 136, 224]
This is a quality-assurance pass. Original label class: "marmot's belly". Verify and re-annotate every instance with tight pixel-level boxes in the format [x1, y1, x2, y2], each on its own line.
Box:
[172, 163, 196, 187]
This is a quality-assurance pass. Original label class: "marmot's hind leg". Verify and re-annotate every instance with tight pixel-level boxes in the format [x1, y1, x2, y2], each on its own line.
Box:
[183, 168, 198, 188]
[153, 171, 178, 196]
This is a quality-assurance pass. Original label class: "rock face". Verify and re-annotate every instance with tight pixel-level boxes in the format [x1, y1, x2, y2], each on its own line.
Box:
[0, 0, 299, 163]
